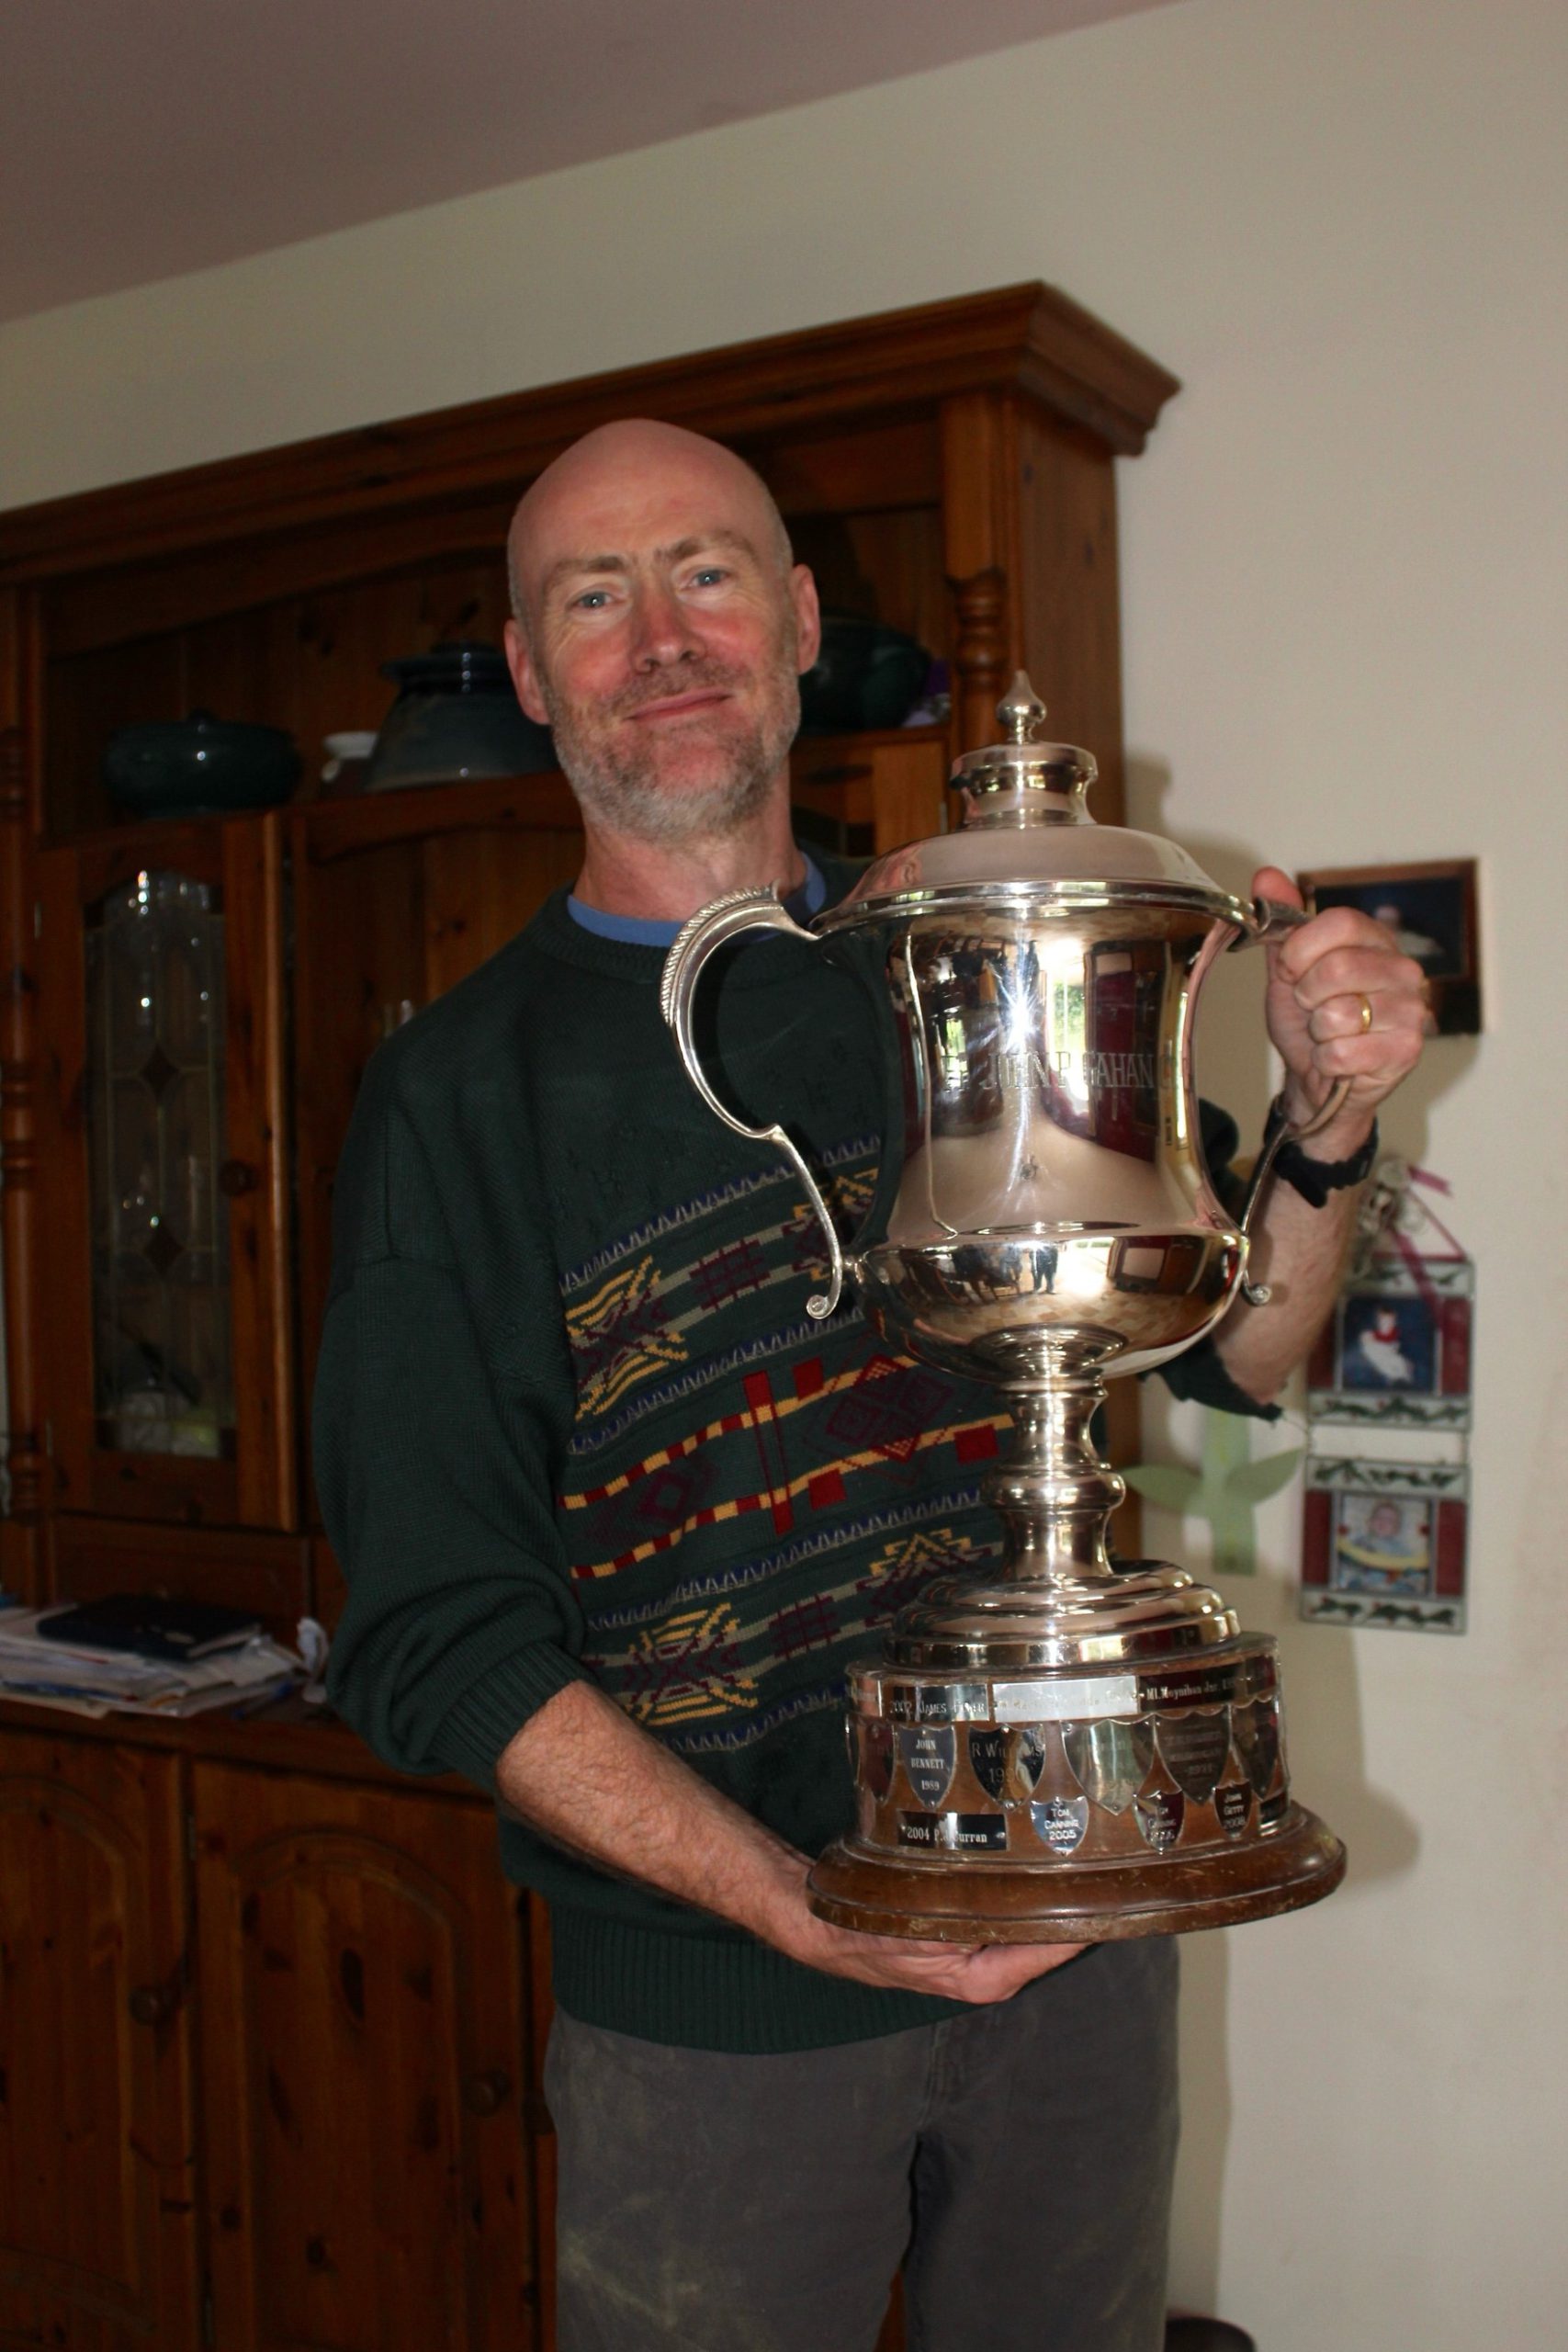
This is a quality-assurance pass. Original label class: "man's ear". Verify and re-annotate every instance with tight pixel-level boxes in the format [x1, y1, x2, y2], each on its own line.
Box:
[791, 565, 822, 674]
[504, 616, 551, 725]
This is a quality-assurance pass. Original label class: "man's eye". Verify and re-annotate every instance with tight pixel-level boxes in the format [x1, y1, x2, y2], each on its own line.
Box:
[688, 568, 729, 589]
[570, 588, 613, 611]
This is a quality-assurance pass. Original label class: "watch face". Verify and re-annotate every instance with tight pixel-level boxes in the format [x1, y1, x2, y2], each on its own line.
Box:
[1275, 1118, 1379, 1204]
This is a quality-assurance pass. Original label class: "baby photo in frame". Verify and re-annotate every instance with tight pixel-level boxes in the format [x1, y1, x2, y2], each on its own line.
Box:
[1298, 857, 1481, 1035]
[1302, 1458, 1469, 1634]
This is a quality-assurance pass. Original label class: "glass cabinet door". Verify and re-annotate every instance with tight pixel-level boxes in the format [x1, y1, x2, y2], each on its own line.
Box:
[38, 818, 296, 1530]
[86, 869, 234, 1462]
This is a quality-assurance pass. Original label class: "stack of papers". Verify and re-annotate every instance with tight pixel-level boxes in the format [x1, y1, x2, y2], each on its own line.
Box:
[0, 1606, 303, 1720]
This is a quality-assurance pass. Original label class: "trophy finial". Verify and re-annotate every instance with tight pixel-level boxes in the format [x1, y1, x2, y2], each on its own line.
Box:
[998, 671, 1047, 743]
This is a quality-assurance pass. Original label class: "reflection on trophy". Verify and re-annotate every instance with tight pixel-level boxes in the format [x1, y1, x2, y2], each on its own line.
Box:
[661, 678, 1345, 1942]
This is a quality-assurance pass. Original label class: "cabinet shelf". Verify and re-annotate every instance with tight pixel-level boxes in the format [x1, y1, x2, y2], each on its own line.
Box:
[42, 723, 956, 864]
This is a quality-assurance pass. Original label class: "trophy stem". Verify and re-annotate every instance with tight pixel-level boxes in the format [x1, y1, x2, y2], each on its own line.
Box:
[887, 1346, 1235, 1668]
[984, 1376, 1123, 1586]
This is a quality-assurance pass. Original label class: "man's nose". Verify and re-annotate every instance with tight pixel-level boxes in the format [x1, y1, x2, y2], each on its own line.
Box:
[629, 580, 703, 670]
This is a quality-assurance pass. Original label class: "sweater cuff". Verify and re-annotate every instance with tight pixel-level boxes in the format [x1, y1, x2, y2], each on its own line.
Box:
[436, 1643, 592, 1792]
[1152, 1334, 1282, 1422]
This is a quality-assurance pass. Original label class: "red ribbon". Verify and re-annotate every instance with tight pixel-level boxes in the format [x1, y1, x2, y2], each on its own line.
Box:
[1374, 1162, 1465, 1305]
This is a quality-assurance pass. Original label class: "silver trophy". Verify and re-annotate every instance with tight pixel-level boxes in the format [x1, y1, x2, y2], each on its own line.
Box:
[661, 678, 1345, 1940]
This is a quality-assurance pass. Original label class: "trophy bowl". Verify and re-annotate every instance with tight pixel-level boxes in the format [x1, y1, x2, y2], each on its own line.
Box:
[660, 677, 1345, 1941]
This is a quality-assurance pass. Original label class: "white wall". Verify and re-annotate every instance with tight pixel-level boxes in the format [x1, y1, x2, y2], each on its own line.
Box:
[5, 1, 1565, 2343]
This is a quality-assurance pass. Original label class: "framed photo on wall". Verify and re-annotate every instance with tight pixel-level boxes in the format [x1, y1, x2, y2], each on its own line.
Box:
[1307, 1252, 1473, 1430]
[1297, 858, 1481, 1035]
[1301, 1455, 1470, 1634]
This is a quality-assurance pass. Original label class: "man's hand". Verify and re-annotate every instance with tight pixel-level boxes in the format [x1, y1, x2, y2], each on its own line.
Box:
[1255, 865, 1427, 1153]
[1211, 865, 1427, 1403]
[775, 1860, 1085, 2004]
[497, 1681, 1085, 2007]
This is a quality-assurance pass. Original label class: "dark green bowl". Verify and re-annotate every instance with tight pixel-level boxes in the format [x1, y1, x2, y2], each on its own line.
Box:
[798, 615, 931, 734]
[103, 710, 301, 821]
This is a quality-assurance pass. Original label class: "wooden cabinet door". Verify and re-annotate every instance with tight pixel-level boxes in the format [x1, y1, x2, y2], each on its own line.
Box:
[0, 1733, 199, 2352]
[192, 1764, 536, 2352]
[35, 814, 296, 1531]
[289, 779, 584, 1483]
[790, 727, 951, 857]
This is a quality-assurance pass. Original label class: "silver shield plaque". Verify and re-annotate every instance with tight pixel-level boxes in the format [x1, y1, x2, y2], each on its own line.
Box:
[1214, 1781, 1253, 1838]
[1010, 1727, 1048, 1794]
[1031, 1796, 1089, 1854]
[1233, 1699, 1281, 1796]
[1156, 1711, 1231, 1804]
[1134, 1789, 1185, 1851]
[1063, 1720, 1154, 1815]
[897, 1725, 957, 1810]
[967, 1728, 1009, 1804]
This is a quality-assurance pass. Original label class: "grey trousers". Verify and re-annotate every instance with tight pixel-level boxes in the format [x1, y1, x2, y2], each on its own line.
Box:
[545, 1938, 1179, 2352]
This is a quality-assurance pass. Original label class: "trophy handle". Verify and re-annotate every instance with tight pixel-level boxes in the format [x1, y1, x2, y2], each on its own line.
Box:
[660, 888, 847, 1320]
[1231, 896, 1355, 1304]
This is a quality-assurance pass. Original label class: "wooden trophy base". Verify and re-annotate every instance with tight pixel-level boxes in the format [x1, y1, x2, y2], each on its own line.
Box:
[808, 1803, 1346, 1944]
[806, 1636, 1345, 1943]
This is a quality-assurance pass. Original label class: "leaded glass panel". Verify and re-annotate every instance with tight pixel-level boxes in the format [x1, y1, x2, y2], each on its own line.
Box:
[85, 870, 234, 1458]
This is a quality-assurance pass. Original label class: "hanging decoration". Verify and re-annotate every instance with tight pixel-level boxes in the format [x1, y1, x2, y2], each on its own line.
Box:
[1122, 1409, 1303, 1579]
[1301, 1159, 1472, 1634]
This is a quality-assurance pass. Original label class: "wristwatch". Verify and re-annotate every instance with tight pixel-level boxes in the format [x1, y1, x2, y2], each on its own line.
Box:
[1265, 1097, 1380, 1209]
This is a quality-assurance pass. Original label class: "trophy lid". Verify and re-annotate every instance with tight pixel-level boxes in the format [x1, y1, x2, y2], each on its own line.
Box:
[818, 673, 1244, 927]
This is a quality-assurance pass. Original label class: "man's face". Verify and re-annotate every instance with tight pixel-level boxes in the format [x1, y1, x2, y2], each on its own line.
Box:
[504, 439, 819, 847]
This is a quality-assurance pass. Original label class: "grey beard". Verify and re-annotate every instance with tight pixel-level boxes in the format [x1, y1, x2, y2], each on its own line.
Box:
[542, 668, 800, 848]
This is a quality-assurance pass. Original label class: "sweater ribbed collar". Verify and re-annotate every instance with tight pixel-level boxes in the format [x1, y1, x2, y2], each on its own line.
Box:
[523, 854, 860, 986]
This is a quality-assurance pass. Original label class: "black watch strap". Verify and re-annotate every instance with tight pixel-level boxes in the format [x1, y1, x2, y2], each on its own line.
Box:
[1265, 1098, 1380, 1208]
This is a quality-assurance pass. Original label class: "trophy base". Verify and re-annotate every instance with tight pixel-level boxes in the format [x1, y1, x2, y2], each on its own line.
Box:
[809, 1803, 1345, 1943]
[807, 1634, 1345, 1941]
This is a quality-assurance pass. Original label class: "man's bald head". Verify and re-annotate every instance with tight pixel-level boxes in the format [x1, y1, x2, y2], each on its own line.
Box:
[506, 419, 792, 639]
[501, 416, 818, 854]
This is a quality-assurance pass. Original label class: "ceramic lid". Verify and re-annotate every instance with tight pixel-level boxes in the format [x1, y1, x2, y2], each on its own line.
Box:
[818, 673, 1239, 925]
[378, 639, 512, 692]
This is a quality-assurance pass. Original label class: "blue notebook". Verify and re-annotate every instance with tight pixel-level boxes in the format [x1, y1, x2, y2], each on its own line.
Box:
[38, 1592, 261, 1663]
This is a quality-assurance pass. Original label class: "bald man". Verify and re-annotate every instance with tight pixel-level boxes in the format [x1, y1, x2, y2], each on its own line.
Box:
[318, 420, 1425, 2351]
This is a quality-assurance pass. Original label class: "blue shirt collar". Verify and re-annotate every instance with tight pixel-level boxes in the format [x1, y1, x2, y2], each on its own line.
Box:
[568, 854, 827, 947]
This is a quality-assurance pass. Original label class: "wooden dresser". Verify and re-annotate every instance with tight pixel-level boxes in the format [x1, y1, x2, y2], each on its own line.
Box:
[0, 283, 1175, 2350]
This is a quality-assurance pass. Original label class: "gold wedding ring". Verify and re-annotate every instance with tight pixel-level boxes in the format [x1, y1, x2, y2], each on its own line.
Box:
[1357, 992, 1374, 1034]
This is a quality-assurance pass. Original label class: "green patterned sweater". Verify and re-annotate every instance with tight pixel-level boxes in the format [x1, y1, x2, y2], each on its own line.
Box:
[315, 869, 1264, 2052]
